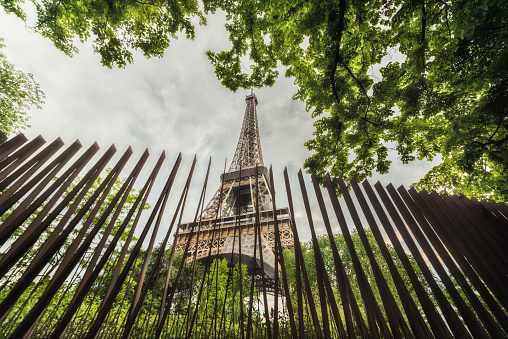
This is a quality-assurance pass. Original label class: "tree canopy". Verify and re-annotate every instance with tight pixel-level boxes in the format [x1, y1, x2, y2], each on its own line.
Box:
[205, 0, 508, 202]
[2, 0, 507, 201]
[0, 38, 44, 135]
[2, 0, 203, 68]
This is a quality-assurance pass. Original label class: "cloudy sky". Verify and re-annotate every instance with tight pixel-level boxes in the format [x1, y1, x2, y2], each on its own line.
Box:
[1, 7, 439, 242]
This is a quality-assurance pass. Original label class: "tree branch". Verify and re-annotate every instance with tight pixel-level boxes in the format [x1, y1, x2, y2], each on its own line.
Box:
[343, 61, 371, 108]
[436, 0, 452, 38]
[328, 0, 347, 106]
[491, 135, 508, 147]
[487, 116, 504, 144]
[133, 0, 158, 7]
[420, 0, 426, 72]
[330, 122, 344, 155]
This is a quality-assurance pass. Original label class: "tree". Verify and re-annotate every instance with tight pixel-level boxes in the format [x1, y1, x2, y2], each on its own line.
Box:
[204, 0, 508, 202]
[3, 1, 507, 201]
[2, 0, 204, 68]
[0, 37, 44, 135]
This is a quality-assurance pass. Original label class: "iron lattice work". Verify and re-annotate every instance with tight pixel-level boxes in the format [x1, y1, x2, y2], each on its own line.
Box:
[229, 93, 263, 171]
[175, 93, 294, 278]
[1, 129, 508, 338]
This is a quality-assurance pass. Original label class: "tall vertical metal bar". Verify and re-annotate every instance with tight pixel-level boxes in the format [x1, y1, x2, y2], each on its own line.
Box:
[293, 219, 305, 339]
[179, 159, 211, 338]
[85, 153, 182, 339]
[398, 186, 479, 337]
[335, 177, 387, 339]
[0, 133, 28, 160]
[154, 156, 196, 336]
[409, 188, 508, 308]
[237, 164, 245, 339]
[270, 166, 298, 339]
[188, 160, 227, 339]
[0, 135, 45, 177]
[0, 137, 63, 196]
[211, 160, 229, 339]
[363, 180, 436, 337]
[254, 178, 272, 339]
[0, 142, 99, 279]
[297, 170, 332, 339]
[268, 166, 280, 339]
[180, 159, 210, 338]
[0, 138, 66, 213]
[348, 179, 407, 339]
[246, 166, 260, 339]
[283, 169, 322, 339]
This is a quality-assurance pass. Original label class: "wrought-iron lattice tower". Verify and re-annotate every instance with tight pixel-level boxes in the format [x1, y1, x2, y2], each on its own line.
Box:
[175, 93, 294, 283]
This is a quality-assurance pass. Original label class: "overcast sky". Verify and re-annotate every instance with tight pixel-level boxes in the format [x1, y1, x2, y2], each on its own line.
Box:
[1, 8, 439, 243]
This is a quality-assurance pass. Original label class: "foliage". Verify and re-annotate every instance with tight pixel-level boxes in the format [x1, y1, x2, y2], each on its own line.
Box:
[162, 257, 256, 338]
[2, 0, 204, 68]
[283, 229, 434, 330]
[3, 1, 507, 200]
[0, 172, 148, 337]
[2, 1, 507, 200]
[0, 37, 44, 135]
[0, 165, 262, 337]
[203, 0, 508, 202]
[413, 155, 508, 202]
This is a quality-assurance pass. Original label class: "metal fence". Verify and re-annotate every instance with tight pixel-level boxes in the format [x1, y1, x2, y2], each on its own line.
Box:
[0, 131, 507, 338]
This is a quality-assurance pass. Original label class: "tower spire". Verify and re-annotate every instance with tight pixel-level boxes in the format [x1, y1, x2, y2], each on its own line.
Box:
[229, 93, 263, 171]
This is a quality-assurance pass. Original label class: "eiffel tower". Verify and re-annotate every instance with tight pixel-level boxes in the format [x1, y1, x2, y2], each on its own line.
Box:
[175, 92, 294, 280]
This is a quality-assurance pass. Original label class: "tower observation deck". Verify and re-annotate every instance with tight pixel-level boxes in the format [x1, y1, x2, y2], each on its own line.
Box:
[174, 93, 294, 280]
